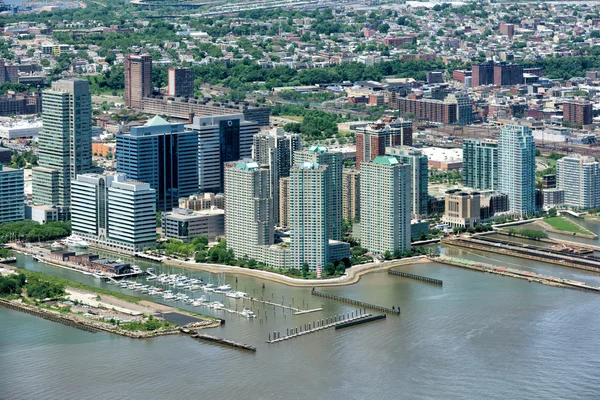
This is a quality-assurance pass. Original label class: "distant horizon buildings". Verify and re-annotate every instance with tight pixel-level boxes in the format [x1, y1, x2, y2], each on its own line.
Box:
[472, 61, 524, 87]
[360, 156, 411, 255]
[124, 53, 152, 109]
[557, 155, 600, 210]
[116, 115, 198, 211]
[498, 124, 536, 214]
[167, 67, 194, 98]
[32, 78, 93, 220]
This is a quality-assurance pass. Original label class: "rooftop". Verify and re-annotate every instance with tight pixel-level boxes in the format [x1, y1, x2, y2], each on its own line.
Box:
[372, 155, 399, 166]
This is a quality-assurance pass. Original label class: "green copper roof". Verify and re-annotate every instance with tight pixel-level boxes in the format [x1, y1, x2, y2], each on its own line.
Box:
[308, 145, 328, 154]
[145, 115, 170, 127]
[372, 155, 399, 165]
[235, 161, 259, 171]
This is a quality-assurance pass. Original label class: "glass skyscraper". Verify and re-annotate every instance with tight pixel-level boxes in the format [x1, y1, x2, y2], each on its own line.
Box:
[462, 139, 498, 190]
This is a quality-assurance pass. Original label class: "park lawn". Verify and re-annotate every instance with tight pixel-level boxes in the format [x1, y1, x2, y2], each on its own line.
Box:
[544, 216, 591, 235]
[279, 115, 304, 122]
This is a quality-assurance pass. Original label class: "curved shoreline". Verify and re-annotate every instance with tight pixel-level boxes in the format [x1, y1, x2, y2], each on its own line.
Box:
[162, 256, 430, 287]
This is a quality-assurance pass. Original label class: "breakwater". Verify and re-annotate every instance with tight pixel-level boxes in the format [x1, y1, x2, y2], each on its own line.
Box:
[432, 256, 600, 293]
[388, 270, 443, 285]
[192, 334, 256, 352]
[311, 289, 401, 314]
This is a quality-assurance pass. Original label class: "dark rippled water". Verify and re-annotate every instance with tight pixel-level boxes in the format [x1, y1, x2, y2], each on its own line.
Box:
[1, 248, 600, 399]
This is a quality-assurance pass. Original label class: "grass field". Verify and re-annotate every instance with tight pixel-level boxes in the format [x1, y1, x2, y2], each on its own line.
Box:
[544, 216, 591, 235]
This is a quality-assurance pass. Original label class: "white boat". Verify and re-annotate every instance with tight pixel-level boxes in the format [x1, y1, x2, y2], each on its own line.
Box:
[241, 308, 255, 318]
[191, 301, 203, 307]
[210, 301, 224, 309]
[64, 235, 89, 248]
[217, 284, 232, 291]
[226, 292, 243, 299]
[131, 265, 142, 274]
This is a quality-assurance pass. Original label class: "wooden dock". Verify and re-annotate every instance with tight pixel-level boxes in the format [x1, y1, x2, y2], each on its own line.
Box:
[193, 334, 256, 352]
[335, 314, 386, 330]
[311, 289, 401, 314]
[267, 310, 373, 343]
[388, 270, 443, 285]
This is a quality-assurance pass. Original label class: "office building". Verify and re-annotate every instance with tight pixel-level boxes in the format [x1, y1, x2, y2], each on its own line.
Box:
[186, 114, 258, 193]
[498, 124, 536, 214]
[32, 79, 92, 220]
[116, 115, 198, 211]
[224, 161, 273, 261]
[557, 155, 600, 209]
[252, 127, 301, 223]
[279, 177, 290, 228]
[563, 100, 593, 127]
[124, 53, 152, 108]
[294, 146, 343, 241]
[399, 95, 457, 124]
[462, 139, 498, 190]
[355, 117, 412, 168]
[71, 174, 157, 253]
[442, 190, 481, 228]
[167, 67, 194, 98]
[472, 61, 495, 87]
[342, 169, 360, 222]
[426, 71, 444, 84]
[161, 208, 224, 242]
[360, 156, 411, 254]
[0, 165, 24, 223]
[179, 193, 225, 211]
[290, 161, 329, 271]
[386, 146, 429, 217]
[445, 93, 473, 125]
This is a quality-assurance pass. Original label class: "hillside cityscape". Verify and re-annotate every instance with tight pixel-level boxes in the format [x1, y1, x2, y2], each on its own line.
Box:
[2, 1, 600, 399]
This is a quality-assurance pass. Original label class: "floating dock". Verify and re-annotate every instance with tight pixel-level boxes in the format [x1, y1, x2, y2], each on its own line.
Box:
[192, 334, 256, 352]
[267, 310, 373, 343]
[388, 270, 443, 285]
[311, 289, 401, 314]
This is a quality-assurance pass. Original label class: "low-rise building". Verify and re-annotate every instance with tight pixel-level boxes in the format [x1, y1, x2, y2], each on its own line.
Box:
[442, 190, 481, 228]
[161, 208, 224, 242]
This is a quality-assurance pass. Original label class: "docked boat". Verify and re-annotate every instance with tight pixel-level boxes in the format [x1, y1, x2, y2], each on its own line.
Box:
[217, 284, 232, 291]
[210, 301, 224, 309]
[226, 291, 243, 299]
[64, 235, 89, 248]
[241, 308, 255, 318]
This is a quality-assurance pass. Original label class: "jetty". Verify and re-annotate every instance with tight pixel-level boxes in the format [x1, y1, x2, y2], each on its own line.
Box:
[311, 289, 401, 314]
[387, 269, 443, 285]
[433, 256, 600, 293]
[193, 334, 256, 352]
[335, 314, 386, 330]
[267, 309, 375, 343]
[135, 253, 164, 262]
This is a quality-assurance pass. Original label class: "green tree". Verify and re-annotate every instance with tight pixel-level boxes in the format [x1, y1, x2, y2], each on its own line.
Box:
[302, 262, 309, 278]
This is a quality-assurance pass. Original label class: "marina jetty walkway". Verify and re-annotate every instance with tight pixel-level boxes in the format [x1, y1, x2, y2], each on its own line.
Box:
[311, 289, 401, 314]
[163, 256, 429, 288]
[192, 334, 256, 352]
[432, 256, 600, 293]
[387, 270, 443, 285]
[444, 236, 600, 272]
[267, 309, 381, 343]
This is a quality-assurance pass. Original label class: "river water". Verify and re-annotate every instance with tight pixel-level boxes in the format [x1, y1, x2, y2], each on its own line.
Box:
[1, 246, 600, 399]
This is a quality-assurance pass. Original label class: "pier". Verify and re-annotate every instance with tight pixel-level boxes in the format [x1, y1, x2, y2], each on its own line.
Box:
[388, 270, 443, 285]
[335, 314, 386, 330]
[192, 334, 256, 352]
[267, 309, 374, 343]
[134, 253, 164, 262]
[433, 256, 600, 293]
[311, 289, 401, 314]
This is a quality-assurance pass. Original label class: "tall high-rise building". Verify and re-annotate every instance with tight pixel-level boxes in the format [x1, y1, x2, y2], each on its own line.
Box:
[472, 60, 495, 87]
[279, 177, 290, 228]
[563, 100, 593, 127]
[355, 117, 412, 168]
[116, 115, 198, 211]
[385, 146, 429, 217]
[252, 127, 301, 223]
[32, 79, 92, 220]
[224, 161, 273, 261]
[462, 139, 498, 190]
[342, 169, 360, 222]
[557, 155, 600, 210]
[167, 67, 194, 98]
[290, 161, 328, 270]
[493, 62, 523, 86]
[294, 145, 343, 241]
[498, 124, 536, 214]
[124, 53, 152, 109]
[72, 174, 157, 253]
[0, 165, 24, 223]
[360, 156, 411, 255]
[185, 114, 258, 193]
